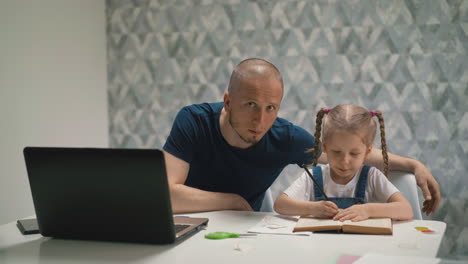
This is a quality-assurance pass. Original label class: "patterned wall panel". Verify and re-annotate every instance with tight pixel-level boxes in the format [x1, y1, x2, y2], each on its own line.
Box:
[106, 0, 468, 259]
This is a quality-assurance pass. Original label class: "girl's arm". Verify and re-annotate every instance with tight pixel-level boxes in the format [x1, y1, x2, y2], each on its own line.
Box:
[319, 149, 441, 216]
[367, 148, 440, 216]
[274, 193, 339, 218]
[364, 192, 413, 220]
[333, 192, 413, 221]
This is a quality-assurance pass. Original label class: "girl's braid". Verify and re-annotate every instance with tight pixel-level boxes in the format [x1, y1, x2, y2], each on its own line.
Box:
[375, 110, 389, 176]
[311, 108, 327, 166]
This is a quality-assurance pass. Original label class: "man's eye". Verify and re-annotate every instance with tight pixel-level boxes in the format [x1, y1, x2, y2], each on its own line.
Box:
[351, 153, 360, 156]
[267, 105, 276, 111]
[247, 102, 256, 108]
[332, 150, 341, 154]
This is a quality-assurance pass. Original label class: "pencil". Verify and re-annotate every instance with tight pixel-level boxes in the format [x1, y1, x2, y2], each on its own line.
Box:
[299, 164, 330, 200]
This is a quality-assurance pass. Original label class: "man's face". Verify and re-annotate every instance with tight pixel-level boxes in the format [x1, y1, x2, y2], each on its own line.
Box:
[225, 78, 283, 147]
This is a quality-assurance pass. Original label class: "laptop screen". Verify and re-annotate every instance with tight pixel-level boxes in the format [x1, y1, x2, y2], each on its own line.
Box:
[24, 147, 178, 243]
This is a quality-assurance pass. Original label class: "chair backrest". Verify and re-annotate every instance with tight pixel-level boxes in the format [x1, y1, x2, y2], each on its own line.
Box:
[387, 171, 423, 220]
[261, 170, 422, 220]
[260, 188, 274, 212]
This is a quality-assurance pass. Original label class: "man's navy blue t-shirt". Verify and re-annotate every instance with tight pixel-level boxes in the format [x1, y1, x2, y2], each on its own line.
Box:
[163, 102, 316, 211]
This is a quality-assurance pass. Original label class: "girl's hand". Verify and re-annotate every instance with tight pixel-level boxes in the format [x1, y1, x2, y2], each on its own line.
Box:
[333, 204, 369, 222]
[309, 201, 339, 218]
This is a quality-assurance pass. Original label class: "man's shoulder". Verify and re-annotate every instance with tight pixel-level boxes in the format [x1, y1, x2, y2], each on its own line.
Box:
[271, 117, 313, 140]
[181, 102, 223, 116]
[172, 102, 223, 131]
[272, 116, 292, 127]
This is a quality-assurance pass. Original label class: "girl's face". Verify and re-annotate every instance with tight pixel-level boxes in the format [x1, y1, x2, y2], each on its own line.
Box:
[323, 130, 372, 184]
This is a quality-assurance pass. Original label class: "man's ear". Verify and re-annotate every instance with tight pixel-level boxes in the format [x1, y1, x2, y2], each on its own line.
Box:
[223, 92, 230, 110]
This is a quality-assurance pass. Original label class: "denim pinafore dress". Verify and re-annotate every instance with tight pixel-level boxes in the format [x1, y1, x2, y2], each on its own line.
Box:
[312, 165, 371, 209]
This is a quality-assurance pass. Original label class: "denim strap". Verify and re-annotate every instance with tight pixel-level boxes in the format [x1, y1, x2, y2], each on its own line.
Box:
[312, 166, 325, 201]
[354, 165, 370, 200]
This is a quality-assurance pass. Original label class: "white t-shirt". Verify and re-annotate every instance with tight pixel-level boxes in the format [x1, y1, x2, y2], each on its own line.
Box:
[284, 164, 399, 203]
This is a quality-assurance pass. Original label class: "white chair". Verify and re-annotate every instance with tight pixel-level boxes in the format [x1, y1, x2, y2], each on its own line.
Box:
[260, 171, 422, 220]
[387, 171, 423, 220]
[259, 187, 275, 212]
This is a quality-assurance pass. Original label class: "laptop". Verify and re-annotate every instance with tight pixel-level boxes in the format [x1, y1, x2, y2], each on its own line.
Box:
[23, 147, 208, 244]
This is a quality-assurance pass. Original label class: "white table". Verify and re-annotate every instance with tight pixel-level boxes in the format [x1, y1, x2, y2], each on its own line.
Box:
[0, 211, 446, 264]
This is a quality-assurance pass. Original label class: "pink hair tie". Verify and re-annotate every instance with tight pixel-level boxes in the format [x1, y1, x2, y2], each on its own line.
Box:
[324, 108, 331, 114]
[370, 110, 376, 117]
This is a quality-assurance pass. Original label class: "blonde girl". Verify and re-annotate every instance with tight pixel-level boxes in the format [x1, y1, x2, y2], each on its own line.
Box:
[274, 105, 413, 221]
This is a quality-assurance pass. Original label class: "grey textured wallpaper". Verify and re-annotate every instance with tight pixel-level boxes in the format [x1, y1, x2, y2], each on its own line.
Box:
[106, 0, 468, 259]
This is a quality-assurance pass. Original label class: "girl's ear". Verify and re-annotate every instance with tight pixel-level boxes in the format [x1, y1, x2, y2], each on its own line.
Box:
[364, 145, 373, 159]
[322, 143, 328, 154]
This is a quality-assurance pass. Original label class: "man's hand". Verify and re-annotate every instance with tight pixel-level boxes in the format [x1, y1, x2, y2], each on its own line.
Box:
[413, 161, 441, 216]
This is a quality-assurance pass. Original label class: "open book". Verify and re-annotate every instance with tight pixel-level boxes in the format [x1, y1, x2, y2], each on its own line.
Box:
[293, 217, 392, 235]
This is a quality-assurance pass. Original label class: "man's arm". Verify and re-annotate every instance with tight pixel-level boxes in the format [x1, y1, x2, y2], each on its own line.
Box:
[163, 151, 253, 213]
[365, 148, 440, 216]
[318, 149, 441, 215]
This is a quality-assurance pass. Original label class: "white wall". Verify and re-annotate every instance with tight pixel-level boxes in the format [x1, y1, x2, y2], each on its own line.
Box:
[0, 0, 108, 225]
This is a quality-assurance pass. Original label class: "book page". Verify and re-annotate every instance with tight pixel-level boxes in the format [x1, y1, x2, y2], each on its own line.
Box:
[343, 218, 391, 228]
[294, 217, 392, 233]
[342, 218, 392, 234]
[293, 217, 343, 232]
[296, 218, 343, 228]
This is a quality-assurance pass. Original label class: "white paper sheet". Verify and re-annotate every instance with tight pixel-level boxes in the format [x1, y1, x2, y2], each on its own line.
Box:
[354, 253, 440, 264]
[247, 215, 311, 236]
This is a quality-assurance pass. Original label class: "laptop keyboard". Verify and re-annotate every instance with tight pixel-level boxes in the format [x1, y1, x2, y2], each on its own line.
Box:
[174, 224, 191, 233]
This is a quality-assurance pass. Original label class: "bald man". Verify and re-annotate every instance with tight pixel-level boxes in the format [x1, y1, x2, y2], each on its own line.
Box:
[163, 58, 440, 215]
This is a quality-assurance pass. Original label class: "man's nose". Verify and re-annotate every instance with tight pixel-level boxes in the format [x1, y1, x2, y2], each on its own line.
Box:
[252, 108, 266, 124]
